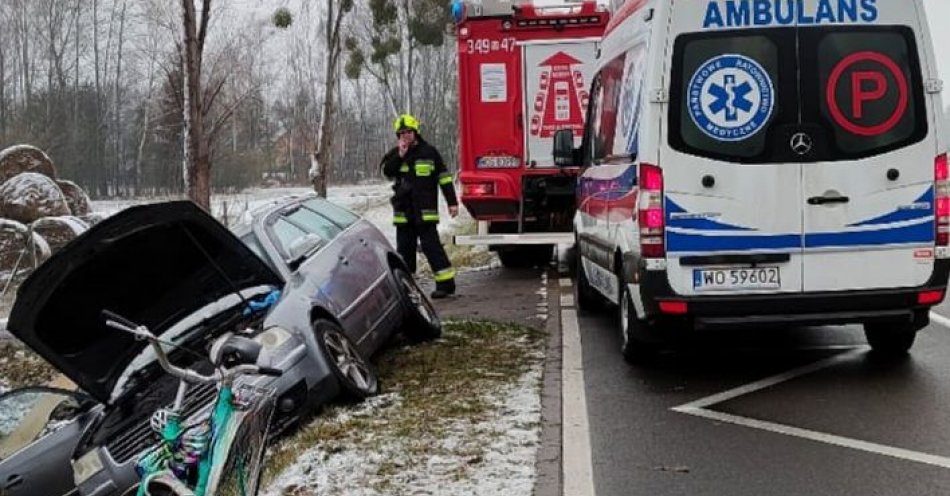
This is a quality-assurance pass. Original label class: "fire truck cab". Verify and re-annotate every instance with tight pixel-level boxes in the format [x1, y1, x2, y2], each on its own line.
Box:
[451, 0, 609, 267]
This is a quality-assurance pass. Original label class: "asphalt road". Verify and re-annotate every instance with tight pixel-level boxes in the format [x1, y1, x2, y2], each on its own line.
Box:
[577, 298, 950, 496]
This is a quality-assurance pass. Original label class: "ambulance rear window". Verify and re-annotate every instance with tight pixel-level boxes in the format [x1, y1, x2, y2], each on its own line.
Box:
[804, 26, 927, 159]
[669, 26, 927, 163]
[669, 30, 796, 163]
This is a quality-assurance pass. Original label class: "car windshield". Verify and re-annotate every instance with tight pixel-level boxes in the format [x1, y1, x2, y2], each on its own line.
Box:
[270, 204, 345, 261]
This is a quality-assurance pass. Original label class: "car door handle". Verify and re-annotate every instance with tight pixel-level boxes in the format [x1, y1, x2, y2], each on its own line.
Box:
[807, 195, 850, 206]
[5, 474, 24, 489]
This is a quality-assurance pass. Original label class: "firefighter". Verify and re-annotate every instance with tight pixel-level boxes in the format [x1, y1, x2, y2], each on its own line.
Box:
[381, 114, 459, 298]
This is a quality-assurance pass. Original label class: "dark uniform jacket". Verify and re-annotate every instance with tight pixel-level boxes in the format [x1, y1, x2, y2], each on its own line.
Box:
[381, 138, 458, 224]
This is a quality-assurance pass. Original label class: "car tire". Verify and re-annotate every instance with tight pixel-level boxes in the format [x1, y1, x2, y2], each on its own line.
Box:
[574, 245, 603, 311]
[314, 319, 380, 401]
[393, 267, 442, 342]
[864, 323, 917, 357]
[619, 283, 654, 364]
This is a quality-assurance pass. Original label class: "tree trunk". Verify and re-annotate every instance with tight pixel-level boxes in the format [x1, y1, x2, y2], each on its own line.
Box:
[181, 0, 211, 210]
[311, 0, 348, 198]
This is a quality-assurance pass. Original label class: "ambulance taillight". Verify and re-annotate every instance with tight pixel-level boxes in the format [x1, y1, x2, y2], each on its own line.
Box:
[638, 163, 665, 258]
[935, 154, 949, 246]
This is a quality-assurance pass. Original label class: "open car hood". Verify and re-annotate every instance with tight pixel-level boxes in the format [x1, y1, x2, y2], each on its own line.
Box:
[8, 201, 282, 404]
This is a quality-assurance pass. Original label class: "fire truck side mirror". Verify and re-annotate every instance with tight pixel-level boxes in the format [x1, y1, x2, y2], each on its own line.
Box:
[552, 129, 576, 167]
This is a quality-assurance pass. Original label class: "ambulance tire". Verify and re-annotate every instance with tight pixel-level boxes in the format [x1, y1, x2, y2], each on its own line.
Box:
[864, 323, 917, 357]
[574, 248, 603, 311]
[619, 283, 654, 364]
[498, 245, 554, 268]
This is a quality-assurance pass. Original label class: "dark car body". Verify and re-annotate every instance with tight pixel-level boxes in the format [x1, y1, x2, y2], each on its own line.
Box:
[0, 194, 424, 496]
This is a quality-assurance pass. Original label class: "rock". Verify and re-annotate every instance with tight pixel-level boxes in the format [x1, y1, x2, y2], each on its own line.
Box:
[0, 173, 71, 224]
[30, 216, 88, 254]
[0, 219, 50, 274]
[0, 145, 57, 184]
[56, 180, 91, 216]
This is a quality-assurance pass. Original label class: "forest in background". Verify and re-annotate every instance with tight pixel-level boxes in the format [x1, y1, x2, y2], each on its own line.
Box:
[0, 0, 458, 198]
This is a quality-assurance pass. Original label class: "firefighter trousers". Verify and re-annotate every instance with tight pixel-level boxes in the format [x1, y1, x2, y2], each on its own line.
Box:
[396, 222, 455, 290]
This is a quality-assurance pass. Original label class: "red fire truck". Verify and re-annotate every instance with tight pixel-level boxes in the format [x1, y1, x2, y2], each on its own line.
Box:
[451, 0, 609, 267]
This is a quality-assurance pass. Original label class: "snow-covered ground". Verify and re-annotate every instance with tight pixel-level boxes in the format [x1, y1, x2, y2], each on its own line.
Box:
[264, 368, 544, 496]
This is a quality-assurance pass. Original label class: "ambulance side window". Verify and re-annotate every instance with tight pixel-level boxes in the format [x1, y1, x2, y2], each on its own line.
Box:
[593, 54, 626, 163]
[582, 74, 603, 167]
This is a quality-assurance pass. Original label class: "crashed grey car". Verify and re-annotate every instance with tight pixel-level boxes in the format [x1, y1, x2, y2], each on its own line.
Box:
[0, 194, 440, 496]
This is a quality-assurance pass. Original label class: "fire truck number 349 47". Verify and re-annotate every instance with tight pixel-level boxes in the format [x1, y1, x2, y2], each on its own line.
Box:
[466, 37, 518, 55]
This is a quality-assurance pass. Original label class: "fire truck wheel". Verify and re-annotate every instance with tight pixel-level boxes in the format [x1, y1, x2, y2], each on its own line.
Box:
[498, 245, 554, 268]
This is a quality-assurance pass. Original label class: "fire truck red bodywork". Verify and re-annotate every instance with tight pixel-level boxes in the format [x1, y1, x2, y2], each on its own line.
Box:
[453, 1, 608, 259]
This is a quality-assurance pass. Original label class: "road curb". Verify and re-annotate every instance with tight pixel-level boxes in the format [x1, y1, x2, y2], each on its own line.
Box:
[534, 268, 563, 496]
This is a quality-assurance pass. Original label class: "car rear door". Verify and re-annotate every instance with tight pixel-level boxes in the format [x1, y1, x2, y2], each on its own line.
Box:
[797, 4, 937, 291]
[662, 11, 805, 297]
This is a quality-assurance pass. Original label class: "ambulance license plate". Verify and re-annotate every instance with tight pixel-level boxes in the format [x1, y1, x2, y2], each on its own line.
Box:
[693, 267, 781, 291]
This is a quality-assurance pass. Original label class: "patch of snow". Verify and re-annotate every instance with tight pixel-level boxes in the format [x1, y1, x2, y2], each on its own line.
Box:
[32, 216, 89, 236]
[263, 367, 543, 496]
[0, 145, 51, 163]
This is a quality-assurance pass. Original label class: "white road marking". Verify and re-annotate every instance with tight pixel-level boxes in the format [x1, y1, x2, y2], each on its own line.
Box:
[561, 285, 596, 496]
[673, 343, 950, 469]
[561, 294, 575, 308]
[673, 349, 864, 410]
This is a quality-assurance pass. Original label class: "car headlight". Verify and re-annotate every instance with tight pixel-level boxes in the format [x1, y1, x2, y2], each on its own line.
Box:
[72, 449, 104, 485]
[254, 326, 292, 349]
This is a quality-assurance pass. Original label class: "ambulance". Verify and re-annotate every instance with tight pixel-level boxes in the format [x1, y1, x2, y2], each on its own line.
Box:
[557, 0, 950, 361]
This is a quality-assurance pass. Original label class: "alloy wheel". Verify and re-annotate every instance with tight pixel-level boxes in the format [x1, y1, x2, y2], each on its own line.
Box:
[323, 330, 373, 392]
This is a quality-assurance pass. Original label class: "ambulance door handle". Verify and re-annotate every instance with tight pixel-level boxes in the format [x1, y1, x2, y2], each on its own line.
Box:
[807, 195, 850, 206]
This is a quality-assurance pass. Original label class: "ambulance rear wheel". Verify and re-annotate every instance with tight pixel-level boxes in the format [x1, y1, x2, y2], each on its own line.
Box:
[864, 323, 917, 357]
[619, 283, 654, 364]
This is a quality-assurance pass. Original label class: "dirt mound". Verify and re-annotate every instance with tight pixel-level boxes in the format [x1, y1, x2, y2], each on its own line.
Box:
[0, 173, 71, 224]
[0, 145, 57, 184]
[0, 219, 50, 273]
[56, 180, 91, 216]
[31, 216, 88, 254]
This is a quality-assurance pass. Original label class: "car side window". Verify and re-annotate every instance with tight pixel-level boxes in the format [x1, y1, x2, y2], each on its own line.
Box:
[303, 198, 359, 228]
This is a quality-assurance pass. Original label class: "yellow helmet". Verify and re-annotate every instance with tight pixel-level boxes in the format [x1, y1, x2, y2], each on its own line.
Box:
[393, 114, 420, 134]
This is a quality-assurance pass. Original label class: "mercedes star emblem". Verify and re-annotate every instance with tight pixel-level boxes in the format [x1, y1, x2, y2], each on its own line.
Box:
[790, 132, 813, 156]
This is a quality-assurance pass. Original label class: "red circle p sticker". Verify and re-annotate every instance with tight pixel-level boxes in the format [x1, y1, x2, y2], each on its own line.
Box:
[826, 51, 909, 137]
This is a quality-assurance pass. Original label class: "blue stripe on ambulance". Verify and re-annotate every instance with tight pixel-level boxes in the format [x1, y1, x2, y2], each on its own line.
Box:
[665, 187, 935, 253]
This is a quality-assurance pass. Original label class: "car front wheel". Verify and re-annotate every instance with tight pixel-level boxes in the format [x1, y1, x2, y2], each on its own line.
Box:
[315, 319, 380, 400]
[393, 268, 442, 342]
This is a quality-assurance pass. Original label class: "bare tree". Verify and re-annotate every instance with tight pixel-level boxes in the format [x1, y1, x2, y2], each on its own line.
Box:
[180, 0, 212, 209]
[309, 0, 353, 198]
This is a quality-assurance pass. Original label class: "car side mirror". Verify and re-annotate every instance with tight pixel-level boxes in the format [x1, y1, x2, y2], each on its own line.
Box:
[552, 129, 576, 167]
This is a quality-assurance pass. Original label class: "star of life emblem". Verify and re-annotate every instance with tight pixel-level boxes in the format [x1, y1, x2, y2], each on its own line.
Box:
[687, 54, 775, 142]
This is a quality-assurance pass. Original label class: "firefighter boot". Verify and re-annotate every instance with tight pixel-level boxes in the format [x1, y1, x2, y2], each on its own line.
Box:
[430, 278, 456, 299]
